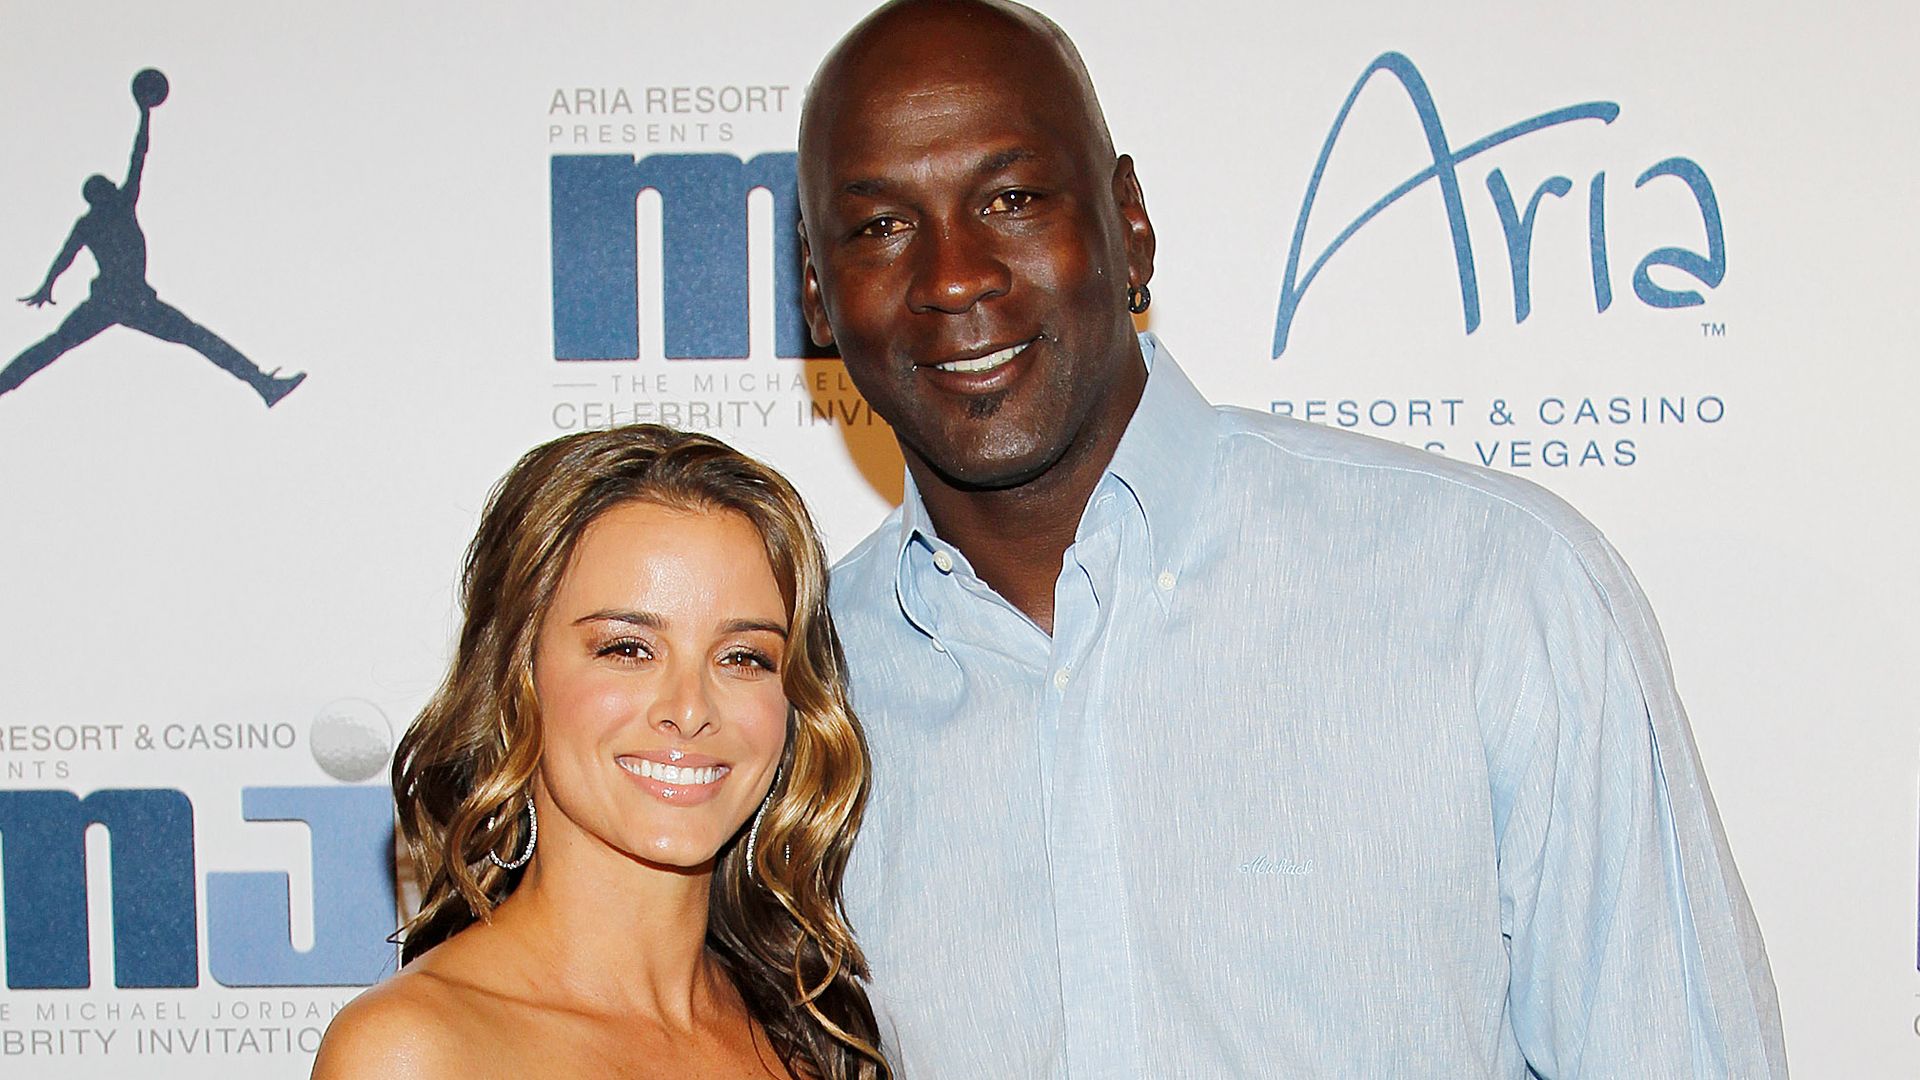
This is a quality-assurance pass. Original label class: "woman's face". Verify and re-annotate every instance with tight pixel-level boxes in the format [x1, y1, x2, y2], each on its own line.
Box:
[531, 500, 790, 871]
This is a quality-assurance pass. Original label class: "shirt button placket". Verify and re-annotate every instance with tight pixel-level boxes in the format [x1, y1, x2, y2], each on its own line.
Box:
[1046, 529, 1138, 1077]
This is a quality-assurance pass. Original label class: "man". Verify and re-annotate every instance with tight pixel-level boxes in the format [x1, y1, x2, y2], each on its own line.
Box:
[4, 69, 304, 407]
[797, 2, 1785, 1075]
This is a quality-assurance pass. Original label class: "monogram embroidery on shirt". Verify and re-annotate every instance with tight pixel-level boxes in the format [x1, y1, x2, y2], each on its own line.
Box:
[1237, 855, 1314, 876]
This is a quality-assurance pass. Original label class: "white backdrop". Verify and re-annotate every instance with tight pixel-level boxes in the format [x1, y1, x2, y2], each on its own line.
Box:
[0, 1, 1914, 1075]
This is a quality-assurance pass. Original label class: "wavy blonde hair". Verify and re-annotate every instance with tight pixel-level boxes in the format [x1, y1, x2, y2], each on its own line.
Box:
[392, 424, 885, 1080]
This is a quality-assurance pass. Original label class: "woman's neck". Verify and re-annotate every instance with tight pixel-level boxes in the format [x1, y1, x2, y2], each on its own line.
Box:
[485, 816, 728, 1029]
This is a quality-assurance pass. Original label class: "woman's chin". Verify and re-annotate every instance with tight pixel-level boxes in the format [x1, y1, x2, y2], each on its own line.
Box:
[621, 836, 726, 876]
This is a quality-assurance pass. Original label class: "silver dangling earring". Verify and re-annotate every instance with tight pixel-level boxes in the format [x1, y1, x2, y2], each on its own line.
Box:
[745, 765, 782, 881]
[486, 793, 537, 871]
[1127, 282, 1151, 314]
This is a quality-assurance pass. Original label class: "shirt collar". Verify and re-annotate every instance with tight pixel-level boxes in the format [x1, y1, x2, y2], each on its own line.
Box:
[890, 331, 1216, 603]
[1102, 332, 1215, 568]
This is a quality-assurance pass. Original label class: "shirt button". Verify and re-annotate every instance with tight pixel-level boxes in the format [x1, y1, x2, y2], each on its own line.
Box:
[1053, 667, 1071, 690]
[1157, 569, 1176, 591]
[932, 550, 954, 574]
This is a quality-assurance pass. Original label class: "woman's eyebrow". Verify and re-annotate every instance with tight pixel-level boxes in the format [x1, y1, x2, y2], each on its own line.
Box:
[574, 609, 666, 628]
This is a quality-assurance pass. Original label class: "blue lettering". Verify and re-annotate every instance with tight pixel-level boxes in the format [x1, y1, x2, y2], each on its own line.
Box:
[0, 785, 394, 990]
[1631, 157, 1725, 308]
[1486, 169, 1573, 323]
[207, 787, 396, 987]
[1588, 173, 1613, 312]
[1272, 51, 1617, 356]
[1270, 56, 1727, 353]
[550, 152, 806, 360]
[0, 789, 197, 989]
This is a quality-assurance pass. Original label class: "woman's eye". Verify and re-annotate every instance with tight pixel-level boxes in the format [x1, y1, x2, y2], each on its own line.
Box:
[719, 647, 778, 673]
[985, 190, 1037, 213]
[596, 638, 652, 661]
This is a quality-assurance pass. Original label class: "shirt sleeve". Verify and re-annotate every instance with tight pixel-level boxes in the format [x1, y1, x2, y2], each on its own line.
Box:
[1489, 529, 1787, 1079]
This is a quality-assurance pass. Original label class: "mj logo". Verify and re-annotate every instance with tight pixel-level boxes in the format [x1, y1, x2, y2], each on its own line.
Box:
[550, 152, 808, 361]
[0, 785, 393, 989]
[2, 69, 305, 406]
[1271, 52, 1724, 356]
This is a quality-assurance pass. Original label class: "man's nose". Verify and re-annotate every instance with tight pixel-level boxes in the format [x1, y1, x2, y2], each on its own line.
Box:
[649, 657, 717, 739]
[905, 220, 1010, 314]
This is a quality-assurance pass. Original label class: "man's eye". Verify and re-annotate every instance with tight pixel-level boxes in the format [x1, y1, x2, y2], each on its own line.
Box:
[985, 190, 1038, 214]
[855, 216, 909, 239]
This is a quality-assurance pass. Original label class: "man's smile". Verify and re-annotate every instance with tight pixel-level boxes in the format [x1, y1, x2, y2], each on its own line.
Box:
[930, 337, 1038, 374]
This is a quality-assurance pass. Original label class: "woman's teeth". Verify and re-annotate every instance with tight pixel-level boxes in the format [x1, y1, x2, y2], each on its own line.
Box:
[621, 758, 727, 785]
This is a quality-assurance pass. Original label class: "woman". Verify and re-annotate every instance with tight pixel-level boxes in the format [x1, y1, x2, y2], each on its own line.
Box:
[314, 425, 887, 1079]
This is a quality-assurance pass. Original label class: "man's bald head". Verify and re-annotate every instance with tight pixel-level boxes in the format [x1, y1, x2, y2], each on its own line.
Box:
[793, 0, 1155, 501]
[798, 0, 1117, 209]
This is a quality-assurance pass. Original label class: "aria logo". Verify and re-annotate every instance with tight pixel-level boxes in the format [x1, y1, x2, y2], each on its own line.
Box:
[2, 69, 305, 406]
[1272, 52, 1724, 356]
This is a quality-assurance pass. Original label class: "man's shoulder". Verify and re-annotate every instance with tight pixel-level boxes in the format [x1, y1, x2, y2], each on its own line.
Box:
[1207, 403, 1607, 552]
[829, 507, 906, 609]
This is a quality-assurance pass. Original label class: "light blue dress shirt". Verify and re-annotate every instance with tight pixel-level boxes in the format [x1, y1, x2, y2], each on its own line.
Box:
[832, 334, 1785, 1079]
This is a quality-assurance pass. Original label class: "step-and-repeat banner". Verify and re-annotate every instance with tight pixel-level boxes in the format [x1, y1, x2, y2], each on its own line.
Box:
[1, 2, 1913, 1075]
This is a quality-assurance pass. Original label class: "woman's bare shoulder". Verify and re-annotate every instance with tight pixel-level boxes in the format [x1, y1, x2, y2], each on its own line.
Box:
[309, 964, 485, 1079]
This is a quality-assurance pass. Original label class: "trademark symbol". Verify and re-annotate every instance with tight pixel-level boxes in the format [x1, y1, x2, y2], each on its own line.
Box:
[1700, 321, 1727, 337]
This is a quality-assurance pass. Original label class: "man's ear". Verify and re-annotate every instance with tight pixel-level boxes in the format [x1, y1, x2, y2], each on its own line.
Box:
[1113, 154, 1156, 292]
[799, 221, 836, 348]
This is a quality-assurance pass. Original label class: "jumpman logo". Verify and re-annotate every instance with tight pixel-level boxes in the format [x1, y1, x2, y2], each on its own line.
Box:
[2, 69, 305, 407]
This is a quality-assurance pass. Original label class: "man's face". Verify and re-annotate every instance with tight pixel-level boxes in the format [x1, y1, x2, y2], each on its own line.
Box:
[799, 26, 1152, 493]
